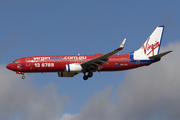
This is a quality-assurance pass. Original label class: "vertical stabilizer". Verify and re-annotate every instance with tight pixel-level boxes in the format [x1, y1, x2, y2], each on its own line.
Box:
[134, 25, 164, 60]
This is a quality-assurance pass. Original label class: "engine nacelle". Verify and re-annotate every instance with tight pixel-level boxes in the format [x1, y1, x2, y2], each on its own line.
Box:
[65, 63, 83, 72]
[58, 72, 75, 77]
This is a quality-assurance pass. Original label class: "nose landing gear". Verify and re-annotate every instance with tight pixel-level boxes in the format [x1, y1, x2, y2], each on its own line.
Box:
[22, 75, 25, 79]
[16, 71, 25, 79]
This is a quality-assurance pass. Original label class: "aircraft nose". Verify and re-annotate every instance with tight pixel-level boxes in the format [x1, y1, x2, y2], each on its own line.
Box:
[6, 64, 12, 70]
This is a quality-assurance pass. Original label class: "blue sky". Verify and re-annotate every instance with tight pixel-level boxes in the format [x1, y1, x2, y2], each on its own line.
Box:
[1, 0, 180, 119]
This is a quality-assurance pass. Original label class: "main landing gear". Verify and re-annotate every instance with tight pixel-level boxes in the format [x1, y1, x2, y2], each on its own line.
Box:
[83, 72, 93, 80]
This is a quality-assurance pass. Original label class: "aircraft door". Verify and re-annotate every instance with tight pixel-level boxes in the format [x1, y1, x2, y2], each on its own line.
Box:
[26, 58, 30, 66]
[25, 58, 32, 71]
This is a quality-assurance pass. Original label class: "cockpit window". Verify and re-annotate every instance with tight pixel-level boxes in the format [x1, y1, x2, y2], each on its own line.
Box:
[13, 60, 20, 63]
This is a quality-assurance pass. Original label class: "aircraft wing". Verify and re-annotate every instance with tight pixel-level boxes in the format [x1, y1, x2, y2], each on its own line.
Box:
[81, 38, 126, 70]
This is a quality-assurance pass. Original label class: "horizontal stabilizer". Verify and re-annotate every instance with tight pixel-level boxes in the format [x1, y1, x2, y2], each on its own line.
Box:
[149, 50, 172, 60]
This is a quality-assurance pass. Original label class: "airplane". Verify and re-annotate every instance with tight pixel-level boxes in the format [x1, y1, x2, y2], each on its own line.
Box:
[6, 25, 172, 80]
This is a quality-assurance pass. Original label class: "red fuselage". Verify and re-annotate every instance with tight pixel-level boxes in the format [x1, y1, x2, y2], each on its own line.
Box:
[6, 53, 152, 73]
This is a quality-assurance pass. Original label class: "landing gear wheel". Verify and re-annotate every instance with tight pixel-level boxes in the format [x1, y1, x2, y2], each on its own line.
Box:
[88, 72, 93, 78]
[83, 75, 88, 80]
[22, 75, 25, 79]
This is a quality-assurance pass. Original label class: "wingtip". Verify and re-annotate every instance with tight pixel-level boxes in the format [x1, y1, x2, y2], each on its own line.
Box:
[119, 38, 126, 48]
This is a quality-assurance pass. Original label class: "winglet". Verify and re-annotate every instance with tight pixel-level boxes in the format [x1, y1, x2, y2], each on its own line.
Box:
[120, 38, 126, 48]
[117, 38, 126, 50]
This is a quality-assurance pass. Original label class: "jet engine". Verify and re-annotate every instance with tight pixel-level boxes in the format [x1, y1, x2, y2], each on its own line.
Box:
[65, 63, 83, 72]
[58, 72, 76, 77]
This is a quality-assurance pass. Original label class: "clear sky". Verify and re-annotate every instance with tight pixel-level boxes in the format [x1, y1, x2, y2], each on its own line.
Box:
[0, 0, 180, 120]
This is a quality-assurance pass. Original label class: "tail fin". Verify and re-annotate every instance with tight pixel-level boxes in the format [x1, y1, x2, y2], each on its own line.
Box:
[134, 25, 164, 60]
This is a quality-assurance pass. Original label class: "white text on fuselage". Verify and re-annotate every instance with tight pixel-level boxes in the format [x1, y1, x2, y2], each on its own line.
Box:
[63, 56, 86, 60]
[33, 56, 87, 61]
